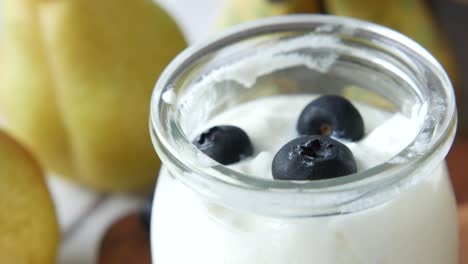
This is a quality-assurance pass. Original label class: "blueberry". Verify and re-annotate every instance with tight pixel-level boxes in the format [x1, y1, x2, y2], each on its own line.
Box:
[272, 135, 357, 180]
[193, 125, 253, 165]
[296, 95, 364, 141]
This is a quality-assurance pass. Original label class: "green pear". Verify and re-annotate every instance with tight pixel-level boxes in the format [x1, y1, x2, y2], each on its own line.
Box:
[0, 0, 187, 191]
[216, 0, 322, 30]
[0, 0, 73, 177]
[325, 0, 458, 91]
[0, 130, 60, 263]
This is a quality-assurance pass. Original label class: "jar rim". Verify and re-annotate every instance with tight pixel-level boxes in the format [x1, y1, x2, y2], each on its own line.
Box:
[150, 15, 457, 216]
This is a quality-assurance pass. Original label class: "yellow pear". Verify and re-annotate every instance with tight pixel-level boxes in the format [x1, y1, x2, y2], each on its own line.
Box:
[0, 0, 187, 191]
[216, 0, 322, 30]
[0, 130, 60, 263]
[0, 0, 72, 177]
[325, 0, 458, 92]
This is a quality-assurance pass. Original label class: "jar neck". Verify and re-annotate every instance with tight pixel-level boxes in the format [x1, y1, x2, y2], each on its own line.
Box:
[150, 15, 457, 217]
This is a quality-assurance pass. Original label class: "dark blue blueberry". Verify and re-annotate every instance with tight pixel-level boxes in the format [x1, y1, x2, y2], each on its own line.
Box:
[296, 95, 364, 141]
[272, 135, 357, 180]
[193, 125, 253, 165]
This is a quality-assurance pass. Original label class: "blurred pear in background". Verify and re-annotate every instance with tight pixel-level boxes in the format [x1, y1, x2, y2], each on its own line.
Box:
[0, 130, 59, 264]
[325, 0, 459, 96]
[0, 0, 187, 192]
[216, 0, 322, 29]
[217, 0, 457, 93]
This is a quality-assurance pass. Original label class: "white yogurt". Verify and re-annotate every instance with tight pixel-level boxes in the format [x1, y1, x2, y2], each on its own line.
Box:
[151, 95, 458, 264]
[201, 95, 418, 177]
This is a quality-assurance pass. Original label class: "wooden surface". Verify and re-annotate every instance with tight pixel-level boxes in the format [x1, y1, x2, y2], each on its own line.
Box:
[447, 138, 468, 263]
[459, 205, 468, 264]
[97, 139, 468, 263]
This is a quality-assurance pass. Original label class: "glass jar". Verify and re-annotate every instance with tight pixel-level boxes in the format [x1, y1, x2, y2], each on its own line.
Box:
[149, 15, 458, 263]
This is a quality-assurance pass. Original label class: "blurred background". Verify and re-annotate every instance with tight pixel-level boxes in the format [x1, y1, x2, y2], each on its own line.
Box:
[0, 0, 467, 263]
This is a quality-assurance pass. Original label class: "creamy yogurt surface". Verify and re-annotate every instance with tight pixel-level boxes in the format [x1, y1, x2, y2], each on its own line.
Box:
[198, 94, 418, 178]
[152, 95, 458, 264]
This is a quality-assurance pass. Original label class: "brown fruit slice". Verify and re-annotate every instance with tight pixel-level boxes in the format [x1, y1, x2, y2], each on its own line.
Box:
[98, 212, 151, 264]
